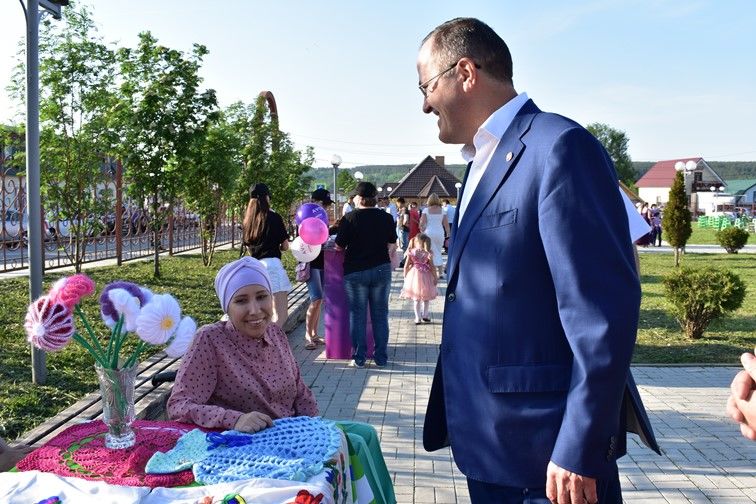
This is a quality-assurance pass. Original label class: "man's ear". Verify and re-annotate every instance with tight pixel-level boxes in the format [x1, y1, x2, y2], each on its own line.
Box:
[458, 57, 478, 92]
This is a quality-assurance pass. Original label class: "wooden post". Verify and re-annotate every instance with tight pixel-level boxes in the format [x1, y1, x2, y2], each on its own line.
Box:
[115, 160, 123, 266]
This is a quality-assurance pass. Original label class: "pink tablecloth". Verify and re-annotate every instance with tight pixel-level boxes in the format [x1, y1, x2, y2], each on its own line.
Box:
[324, 249, 374, 359]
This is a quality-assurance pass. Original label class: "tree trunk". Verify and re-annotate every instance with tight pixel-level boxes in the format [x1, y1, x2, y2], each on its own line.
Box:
[674, 247, 681, 267]
[152, 193, 160, 278]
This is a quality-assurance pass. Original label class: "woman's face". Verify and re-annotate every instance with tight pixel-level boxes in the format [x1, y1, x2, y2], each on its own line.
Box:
[227, 284, 273, 339]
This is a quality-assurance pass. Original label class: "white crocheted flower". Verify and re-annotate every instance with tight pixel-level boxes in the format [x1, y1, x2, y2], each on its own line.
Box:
[135, 294, 181, 345]
[165, 316, 196, 357]
[105, 288, 143, 333]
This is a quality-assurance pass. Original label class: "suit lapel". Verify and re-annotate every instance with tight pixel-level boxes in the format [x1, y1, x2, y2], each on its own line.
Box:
[447, 100, 539, 280]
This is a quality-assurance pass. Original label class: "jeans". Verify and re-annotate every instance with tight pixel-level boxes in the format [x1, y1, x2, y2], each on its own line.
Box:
[343, 263, 392, 365]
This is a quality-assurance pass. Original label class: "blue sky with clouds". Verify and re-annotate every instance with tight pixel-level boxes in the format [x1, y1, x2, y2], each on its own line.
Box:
[1, 1, 754, 167]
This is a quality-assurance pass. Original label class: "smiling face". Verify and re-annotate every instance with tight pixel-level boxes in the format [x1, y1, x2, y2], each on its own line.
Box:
[227, 284, 273, 339]
[417, 38, 470, 145]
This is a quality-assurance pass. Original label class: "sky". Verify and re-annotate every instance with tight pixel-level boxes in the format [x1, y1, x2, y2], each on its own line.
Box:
[1, 1, 755, 168]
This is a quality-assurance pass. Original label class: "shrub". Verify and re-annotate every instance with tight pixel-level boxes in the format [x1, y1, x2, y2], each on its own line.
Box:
[663, 267, 746, 339]
[716, 227, 750, 254]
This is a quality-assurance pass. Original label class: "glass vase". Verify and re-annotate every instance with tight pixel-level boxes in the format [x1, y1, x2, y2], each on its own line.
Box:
[95, 362, 137, 449]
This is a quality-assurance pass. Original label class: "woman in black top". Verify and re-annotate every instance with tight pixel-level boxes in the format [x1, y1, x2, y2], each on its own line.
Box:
[335, 182, 397, 368]
[242, 183, 291, 328]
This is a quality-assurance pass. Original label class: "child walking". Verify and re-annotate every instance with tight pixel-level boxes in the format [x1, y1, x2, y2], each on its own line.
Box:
[401, 233, 438, 324]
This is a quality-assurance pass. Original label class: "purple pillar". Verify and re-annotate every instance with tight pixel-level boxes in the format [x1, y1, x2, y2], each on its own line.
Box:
[324, 249, 374, 359]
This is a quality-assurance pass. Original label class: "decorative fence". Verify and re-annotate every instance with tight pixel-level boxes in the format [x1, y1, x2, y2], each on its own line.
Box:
[0, 170, 238, 273]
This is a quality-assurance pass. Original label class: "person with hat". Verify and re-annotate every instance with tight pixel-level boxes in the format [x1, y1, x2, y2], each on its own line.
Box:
[242, 183, 292, 329]
[335, 182, 397, 368]
[167, 256, 318, 433]
[304, 188, 333, 350]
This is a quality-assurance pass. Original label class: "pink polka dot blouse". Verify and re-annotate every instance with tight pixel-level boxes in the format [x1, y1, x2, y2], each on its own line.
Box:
[167, 320, 318, 430]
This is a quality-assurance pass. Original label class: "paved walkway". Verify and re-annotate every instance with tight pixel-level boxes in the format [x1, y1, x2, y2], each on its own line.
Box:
[288, 270, 755, 504]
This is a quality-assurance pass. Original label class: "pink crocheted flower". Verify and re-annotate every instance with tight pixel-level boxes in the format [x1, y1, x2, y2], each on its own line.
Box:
[49, 274, 96, 310]
[24, 296, 75, 352]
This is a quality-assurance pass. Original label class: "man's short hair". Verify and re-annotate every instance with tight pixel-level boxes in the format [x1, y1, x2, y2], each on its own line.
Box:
[397, 197, 406, 204]
[423, 17, 513, 85]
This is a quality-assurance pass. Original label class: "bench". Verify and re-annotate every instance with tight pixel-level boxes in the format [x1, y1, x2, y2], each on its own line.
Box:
[18, 281, 311, 447]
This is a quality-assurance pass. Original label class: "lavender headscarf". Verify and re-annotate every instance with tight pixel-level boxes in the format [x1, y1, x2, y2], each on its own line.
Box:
[214, 257, 272, 313]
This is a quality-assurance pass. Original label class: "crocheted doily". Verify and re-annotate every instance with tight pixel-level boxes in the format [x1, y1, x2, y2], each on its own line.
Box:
[146, 416, 342, 485]
[16, 420, 199, 487]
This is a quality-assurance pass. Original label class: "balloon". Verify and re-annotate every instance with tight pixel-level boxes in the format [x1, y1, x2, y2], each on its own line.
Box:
[290, 236, 321, 263]
[296, 203, 329, 226]
[299, 217, 329, 246]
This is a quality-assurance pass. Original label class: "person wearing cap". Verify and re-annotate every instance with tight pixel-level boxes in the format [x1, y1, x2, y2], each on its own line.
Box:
[167, 257, 318, 433]
[335, 182, 397, 368]
[242, 182, 292, 329]
[304, 188, 333, 350]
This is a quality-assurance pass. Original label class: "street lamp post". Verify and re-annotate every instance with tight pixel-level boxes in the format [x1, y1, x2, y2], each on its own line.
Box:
[23, 0, 68, 385]
[331, 154, 342, 221]
[455, 182, 462, 202]
[354, 171, 364, 182]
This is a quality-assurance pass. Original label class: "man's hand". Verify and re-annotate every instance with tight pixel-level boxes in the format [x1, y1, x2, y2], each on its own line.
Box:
[726, 350, 756, 440]
[234, 411, 273, 433]
[546, 461, 598, 504]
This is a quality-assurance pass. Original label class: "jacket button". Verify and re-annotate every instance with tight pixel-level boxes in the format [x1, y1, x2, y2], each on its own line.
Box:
[447, 292, 456, 302]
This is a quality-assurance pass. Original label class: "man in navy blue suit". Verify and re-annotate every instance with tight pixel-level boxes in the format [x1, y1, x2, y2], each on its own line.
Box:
[418, 18, 660, 503]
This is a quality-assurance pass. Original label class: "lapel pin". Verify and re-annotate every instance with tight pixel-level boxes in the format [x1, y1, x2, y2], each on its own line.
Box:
[506, 151, 513, 162]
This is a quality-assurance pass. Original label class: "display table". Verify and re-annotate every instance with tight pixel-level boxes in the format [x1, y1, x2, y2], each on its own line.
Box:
[4, 419, 355, 504]
[324, 249, 374, 360]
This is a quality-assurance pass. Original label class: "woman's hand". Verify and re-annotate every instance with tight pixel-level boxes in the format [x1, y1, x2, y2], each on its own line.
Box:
[234, 411, 274, 433]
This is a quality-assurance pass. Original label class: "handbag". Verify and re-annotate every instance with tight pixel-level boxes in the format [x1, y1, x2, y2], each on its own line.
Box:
[295, 262, 311, 282]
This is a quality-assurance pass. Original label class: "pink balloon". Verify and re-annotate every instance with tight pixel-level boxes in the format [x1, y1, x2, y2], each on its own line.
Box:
[298, 217, 329, 245]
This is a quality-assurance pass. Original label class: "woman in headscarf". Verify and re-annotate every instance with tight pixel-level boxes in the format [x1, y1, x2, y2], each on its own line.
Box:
[242, 183, 291, 328]
[167, 257, 318, 433]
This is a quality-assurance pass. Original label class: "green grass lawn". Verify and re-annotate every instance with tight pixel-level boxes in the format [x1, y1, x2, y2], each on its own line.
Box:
[635, 253, 756, 364]
[0, 247, 753, 441]
[687, 225, 755, 245]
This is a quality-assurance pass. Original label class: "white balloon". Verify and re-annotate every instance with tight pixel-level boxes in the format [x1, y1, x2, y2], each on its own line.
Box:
[290, 236, 321, 262]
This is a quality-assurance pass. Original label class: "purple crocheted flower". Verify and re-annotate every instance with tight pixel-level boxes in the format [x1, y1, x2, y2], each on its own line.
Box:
[100, 281, 149, 326]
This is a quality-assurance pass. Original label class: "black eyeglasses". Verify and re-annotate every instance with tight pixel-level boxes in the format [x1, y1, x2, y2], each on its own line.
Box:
[418, 62, 458, 98]
[418, 60, 481, 98]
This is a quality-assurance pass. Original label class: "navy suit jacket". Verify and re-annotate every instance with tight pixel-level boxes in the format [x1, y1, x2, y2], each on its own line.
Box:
[423, 100, 659, 488]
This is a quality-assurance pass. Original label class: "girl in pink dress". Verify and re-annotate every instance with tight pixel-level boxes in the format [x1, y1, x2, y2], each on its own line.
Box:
[401, 233, 438, 324]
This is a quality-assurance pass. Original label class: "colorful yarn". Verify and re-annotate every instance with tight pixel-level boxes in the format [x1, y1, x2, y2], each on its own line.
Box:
[24, 296, 75, 351]
[49, 274, 96, 310]
[34, 498, 62, 504]
[15, 420, 200, 488]
[145, 417, 342, 485]
[99, 281, 150, 326]
[222, 494, 247, 504]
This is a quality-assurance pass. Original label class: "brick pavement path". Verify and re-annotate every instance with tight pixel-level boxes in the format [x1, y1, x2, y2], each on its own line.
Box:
[288, 270, 755, 503]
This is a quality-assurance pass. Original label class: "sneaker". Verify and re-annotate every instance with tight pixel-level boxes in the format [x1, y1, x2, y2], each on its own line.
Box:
[349, 359, 365, 368]
[422, 317, 431, 323]
[414, 319, 422, 325]
[374, 360, 388, 368]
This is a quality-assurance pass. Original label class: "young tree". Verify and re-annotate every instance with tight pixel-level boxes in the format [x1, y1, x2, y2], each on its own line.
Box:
[182, 111, 242, 266]
[663, 171, 692, 266]
[11, 5, 118, 271]
[586, 123, 637, 187]
[114, 32, 217, 277]
[337, 169, 357, 195]
[233, 96, 314, 254]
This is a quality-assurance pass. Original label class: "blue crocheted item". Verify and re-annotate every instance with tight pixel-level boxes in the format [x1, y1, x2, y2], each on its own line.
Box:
[145, 417, 342, 485]
[145, 428, 210, 474]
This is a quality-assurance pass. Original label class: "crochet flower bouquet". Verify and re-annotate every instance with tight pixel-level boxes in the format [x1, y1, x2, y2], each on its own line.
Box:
[24, 274, 196, 448]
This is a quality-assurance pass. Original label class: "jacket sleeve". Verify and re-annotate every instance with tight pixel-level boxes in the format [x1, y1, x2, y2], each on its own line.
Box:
[537, 126, 640, 479]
